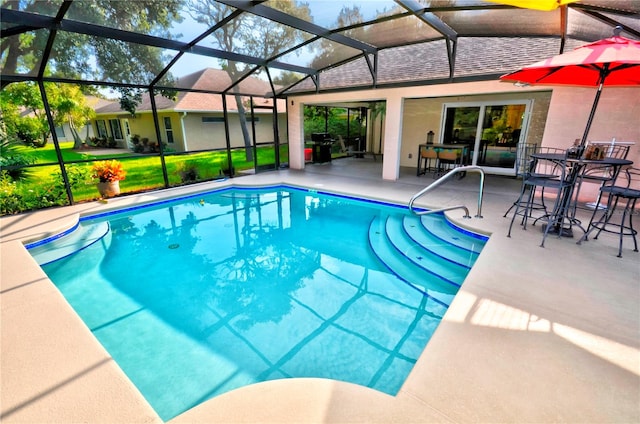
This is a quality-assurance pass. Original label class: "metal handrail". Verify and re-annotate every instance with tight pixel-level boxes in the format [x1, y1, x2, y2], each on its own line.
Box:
[408, 166, 485, 219]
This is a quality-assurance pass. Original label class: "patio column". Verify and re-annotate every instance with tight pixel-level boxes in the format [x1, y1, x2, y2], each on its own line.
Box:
[287, 100, 304, 170]
[382, 95, 403, 180]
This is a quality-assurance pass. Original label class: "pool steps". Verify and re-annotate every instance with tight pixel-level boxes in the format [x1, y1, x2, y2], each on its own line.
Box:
[387, 216, 470, 282]
[418, 214, 486, 253]
[28, 221, 111, 266]
[368, 213, 486, 307]
[401, 216, 479, 270]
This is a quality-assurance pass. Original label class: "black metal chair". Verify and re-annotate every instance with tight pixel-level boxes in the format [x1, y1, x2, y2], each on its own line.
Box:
[503, 143, 541, 218]
[571, 144, 631, 216]
[577, 167, 640, 258]
[508, 147, 573, 247]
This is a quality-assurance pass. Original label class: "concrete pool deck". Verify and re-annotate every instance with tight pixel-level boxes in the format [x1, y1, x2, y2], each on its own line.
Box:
[1, 159, 639, 423]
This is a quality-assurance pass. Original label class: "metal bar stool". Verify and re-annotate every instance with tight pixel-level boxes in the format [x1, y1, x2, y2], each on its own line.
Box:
[577, 167, 640, 257]
[508, 147, 573, 247]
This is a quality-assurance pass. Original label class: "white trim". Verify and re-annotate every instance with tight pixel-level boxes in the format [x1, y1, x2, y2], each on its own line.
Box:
[180, 112, 188, 151]
[441, 99, 533, 174]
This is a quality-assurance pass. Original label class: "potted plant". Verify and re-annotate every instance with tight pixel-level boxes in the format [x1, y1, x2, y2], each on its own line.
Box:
[91, 160, 126, 198]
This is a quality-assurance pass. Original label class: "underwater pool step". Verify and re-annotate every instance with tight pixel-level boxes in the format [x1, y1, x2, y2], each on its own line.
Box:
[419, 214, 487, 254]
[402, 215, 480, 269]
[385, 215, 469, 283]
[28, 221, 111, 266]
[368, 214, 457, 306]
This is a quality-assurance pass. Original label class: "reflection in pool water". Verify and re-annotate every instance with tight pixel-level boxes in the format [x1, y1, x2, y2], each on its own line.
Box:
[34, 186, 486, 421]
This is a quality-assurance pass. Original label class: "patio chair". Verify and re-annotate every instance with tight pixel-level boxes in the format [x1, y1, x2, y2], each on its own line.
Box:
[337, 135, 368, 159]
[508, 147, 573, 247]
[577, 167, 640, 258]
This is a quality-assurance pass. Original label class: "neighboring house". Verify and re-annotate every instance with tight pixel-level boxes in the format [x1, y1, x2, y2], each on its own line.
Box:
[92, 68, 287, 152]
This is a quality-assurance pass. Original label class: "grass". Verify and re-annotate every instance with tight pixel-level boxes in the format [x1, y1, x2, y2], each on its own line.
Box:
[10, 141, 289, 206]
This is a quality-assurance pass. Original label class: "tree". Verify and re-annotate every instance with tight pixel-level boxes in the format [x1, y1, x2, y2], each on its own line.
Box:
[50, 84, 95, 149]
[186, 0, 312, 162]
[272, 71, 303, 88]
[1, 81, 94, 148]
[0, 1, 182, 112]
[309, 6, 364, 70]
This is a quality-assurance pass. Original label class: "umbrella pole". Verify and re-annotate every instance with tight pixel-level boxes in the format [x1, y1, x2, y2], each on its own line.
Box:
[579, 65, 609, 148]
[579, 83, 603, 147]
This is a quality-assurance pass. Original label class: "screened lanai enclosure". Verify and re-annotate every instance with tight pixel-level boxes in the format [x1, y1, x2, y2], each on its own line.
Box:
[1, 0, 638, 215]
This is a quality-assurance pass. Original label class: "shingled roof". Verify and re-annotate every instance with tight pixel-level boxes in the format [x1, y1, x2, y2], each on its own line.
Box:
[95, 69, 285, 114]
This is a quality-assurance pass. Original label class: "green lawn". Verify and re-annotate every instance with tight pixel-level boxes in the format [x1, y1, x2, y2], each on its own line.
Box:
[2, 142, 289, 214]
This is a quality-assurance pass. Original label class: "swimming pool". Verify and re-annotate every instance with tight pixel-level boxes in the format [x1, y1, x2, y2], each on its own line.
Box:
[28, 185, 487, 421]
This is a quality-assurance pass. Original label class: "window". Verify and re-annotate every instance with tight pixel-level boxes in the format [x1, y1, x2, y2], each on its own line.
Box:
[202, 117, 225, 123]
[163, 117, 174, 144]
[54, 126, 65, 138]
[441, 100, 531, 174]
[109, 119, 123, 140]
[96, 120, 108, 138]
[201, 116, 260, 123]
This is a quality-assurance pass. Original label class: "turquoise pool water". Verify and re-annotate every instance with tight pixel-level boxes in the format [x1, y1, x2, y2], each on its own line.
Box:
[30, 185, 487, 421]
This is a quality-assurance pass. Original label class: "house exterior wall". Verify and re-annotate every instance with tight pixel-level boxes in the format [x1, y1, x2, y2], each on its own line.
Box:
[401, 91, 552, 169]
[542, 86, 640, 164]
[542, 86, 640, 201]
[287, 80, 639, 182]
[125, 112, 179, 146]
[94, 110, 286, 153]
[49, 122, 95, 143]
[183, 111, 282, 151]
[91, 113, 130, 148]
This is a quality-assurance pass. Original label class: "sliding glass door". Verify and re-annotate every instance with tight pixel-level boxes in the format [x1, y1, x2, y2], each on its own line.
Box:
[441, 100, 532, 175]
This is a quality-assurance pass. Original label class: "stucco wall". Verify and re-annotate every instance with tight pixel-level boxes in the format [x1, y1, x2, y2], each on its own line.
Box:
[542, 86, 640, 201]
[542, 86, 640, 163]
[182, 112, 283, 152]
[287, 80, 639, 183]
[401, 91, 552, 169]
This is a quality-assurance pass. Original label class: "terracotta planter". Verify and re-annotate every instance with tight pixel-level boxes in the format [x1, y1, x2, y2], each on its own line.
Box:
[97, 181, 121, 198]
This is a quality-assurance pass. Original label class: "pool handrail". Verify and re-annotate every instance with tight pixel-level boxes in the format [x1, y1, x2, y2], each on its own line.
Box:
[409, 166, 485, 219]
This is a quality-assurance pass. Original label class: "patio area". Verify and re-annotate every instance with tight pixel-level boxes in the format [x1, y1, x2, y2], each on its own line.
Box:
[1, 158, 638, 423]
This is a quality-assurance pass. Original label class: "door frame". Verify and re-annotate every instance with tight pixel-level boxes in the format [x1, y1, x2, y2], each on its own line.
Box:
[440, 99, 533, 175]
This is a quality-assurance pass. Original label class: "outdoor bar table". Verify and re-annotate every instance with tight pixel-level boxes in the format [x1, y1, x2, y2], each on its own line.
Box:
[417, 143, 469, 176]
[531, 152, 633, 237]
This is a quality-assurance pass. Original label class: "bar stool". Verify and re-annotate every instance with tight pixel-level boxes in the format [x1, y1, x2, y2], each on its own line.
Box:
[577, 167, 640, 258]
[504, 143, 542, 218]
[571, 144, 630, 216]
[508, 147, 573, 247]
[436, 149, 461, 176]
[417, 145, 438, 176]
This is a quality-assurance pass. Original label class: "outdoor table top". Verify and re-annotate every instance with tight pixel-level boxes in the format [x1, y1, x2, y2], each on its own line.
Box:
[419, 143, 468, 149]
[531, 153, 634, 167]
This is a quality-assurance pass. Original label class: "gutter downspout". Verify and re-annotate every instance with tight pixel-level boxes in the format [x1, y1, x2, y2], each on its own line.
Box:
[180, 111, 188, 151]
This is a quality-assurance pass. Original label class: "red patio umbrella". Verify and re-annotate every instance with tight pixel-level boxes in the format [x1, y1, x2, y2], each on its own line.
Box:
[500, 28, 640, 148]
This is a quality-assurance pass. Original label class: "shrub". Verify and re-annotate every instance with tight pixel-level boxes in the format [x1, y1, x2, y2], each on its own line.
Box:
[176, 161, 199, 183]
[0, 171, 71, 215]
[0, 136, 35, 181]
[14, 117, 45, 147]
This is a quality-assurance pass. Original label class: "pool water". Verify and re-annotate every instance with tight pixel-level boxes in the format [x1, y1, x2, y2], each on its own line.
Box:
[31, 186, 486, 421]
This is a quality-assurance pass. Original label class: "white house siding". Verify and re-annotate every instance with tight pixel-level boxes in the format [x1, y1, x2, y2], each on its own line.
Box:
[183, 112, 283, 152]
